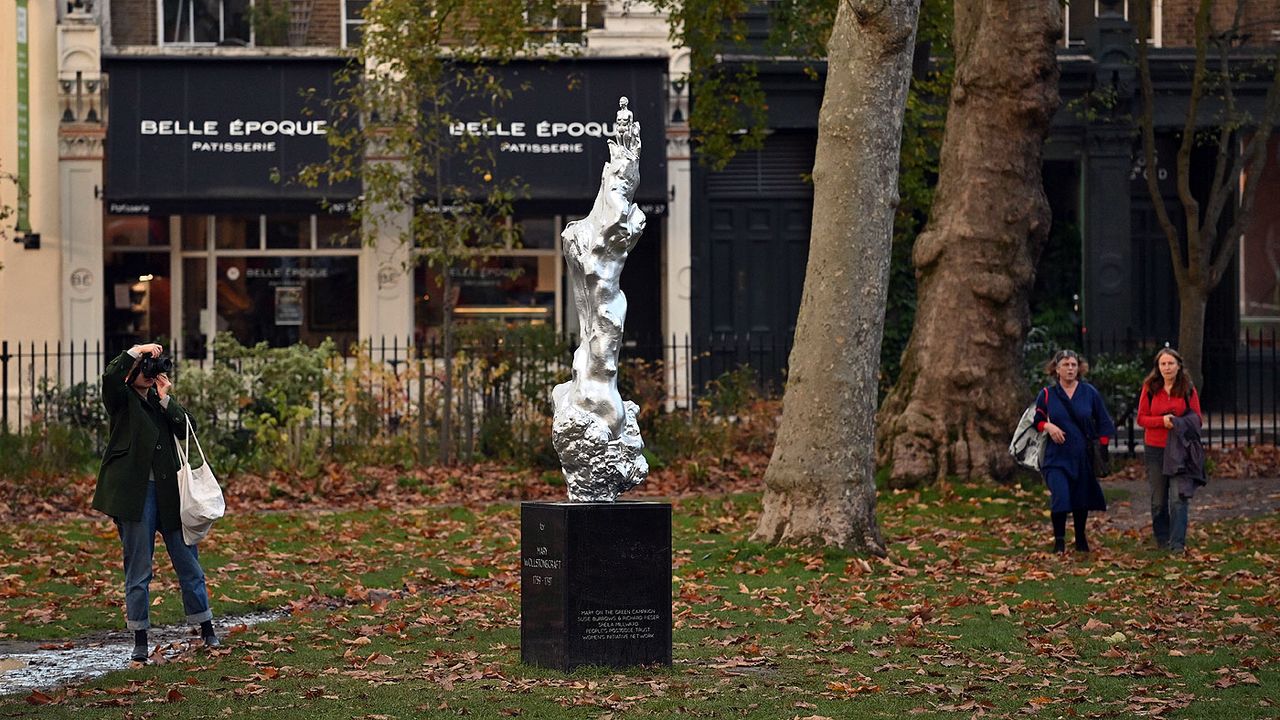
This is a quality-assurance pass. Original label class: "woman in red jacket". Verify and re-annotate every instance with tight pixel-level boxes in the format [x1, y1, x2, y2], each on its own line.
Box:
[1136, 348, 1202, 553]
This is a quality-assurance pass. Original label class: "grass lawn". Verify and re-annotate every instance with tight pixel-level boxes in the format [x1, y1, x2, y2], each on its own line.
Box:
[1, 478, 1277, 719]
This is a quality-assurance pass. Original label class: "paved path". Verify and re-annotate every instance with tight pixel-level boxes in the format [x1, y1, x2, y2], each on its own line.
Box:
[1099, 476, 1280, 532]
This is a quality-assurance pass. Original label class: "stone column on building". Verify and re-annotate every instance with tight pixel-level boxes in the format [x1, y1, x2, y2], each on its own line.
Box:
[1082, 2, 1137, 348]
[357, 202, 413, 345]
[664, 50, 692, 408]
[57, 6, 105, 350]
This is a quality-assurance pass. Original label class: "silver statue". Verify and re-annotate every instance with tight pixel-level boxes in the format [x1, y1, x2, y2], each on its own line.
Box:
[552, 97, 649, 502]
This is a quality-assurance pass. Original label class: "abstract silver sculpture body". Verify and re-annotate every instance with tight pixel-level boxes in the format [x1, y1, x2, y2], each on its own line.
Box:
[552, 97, 649, 502]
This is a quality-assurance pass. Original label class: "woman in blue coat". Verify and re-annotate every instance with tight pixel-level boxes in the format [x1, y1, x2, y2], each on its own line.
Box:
[1033, 350, 1116, 553]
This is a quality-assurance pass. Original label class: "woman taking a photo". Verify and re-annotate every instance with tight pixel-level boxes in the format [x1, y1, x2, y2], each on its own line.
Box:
[1034, 350, 1116, 553]
[1136, 347, 1202, 553]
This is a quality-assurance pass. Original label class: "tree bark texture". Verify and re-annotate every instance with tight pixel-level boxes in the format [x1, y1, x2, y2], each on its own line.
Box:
[752, 0, 920, 555]
[875, 0, 1061, 487]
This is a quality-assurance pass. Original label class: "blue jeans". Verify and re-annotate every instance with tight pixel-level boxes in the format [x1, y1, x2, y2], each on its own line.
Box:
[1145, 447, 1190, 551]
[114, 478, 213, 630]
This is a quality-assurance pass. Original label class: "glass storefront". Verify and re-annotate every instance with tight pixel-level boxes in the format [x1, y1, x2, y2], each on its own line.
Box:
[104, 216, 173, 356]
[100, 58, 668, 355]
[413, 215, 561, 343]
[215, 255, 357, 349]
[106, 211, 360, 359]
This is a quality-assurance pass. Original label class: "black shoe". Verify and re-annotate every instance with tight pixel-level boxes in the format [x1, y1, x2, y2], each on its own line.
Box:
[199, 619, 220, 648]
[131, 644, 149, 662]
[1053, 537, 1066, 553]
[1075, 538, 1090, 553]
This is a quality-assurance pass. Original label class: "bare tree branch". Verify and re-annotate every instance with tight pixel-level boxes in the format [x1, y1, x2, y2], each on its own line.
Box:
[1135, 0, 1187, 288]
[1178, 0, 1216, 288]
[1200, 0, 1250, 273]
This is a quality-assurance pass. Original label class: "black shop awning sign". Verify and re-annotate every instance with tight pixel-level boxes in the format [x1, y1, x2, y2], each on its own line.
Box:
[104, 57, 357, 212]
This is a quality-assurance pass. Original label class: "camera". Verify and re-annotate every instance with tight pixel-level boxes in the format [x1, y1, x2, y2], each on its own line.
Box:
[139, 353, 173, 379]
[126, 351, 173, 385]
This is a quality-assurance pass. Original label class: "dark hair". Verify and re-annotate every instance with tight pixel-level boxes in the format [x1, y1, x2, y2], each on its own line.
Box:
[1044, 349, 1089, 377]
[1143, 347, 1193, 399]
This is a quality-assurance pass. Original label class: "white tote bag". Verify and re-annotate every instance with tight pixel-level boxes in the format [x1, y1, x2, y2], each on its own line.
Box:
[176, 415, 225, 545]
[1009, 388, 1049, 472]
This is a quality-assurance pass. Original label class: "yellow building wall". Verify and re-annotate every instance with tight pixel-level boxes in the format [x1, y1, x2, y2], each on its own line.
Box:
[1, 0, 63, 343]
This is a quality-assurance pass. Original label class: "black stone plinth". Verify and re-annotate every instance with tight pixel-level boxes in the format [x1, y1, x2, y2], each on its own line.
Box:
[520, 501, 672, 671]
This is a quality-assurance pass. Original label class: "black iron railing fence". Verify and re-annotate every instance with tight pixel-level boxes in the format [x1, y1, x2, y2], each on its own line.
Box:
[0, 333, 790, 454]
[3, 327, 1276, 454]
[1081, 327, 1280, 452]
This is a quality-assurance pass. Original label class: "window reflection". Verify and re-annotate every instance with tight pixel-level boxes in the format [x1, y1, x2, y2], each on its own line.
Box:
[216, 256, 358, 349]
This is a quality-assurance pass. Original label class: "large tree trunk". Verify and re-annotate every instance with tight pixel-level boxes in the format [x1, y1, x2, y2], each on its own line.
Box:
[751, 0, 920, 555]
[874, 0, 1061, 487]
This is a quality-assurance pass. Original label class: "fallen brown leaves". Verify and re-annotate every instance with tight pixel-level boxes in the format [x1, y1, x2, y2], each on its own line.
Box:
[0, 453, 771, 523]
[1105, 444, 1280, 481]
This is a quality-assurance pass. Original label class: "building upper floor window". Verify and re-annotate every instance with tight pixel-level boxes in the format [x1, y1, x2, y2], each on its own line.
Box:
[161, 0, 251, 45]
[341, 0, 368, 48]
[1062, 0, 1161, 49]
[340, 2, 605, 49]
[525, 2, 606, 46]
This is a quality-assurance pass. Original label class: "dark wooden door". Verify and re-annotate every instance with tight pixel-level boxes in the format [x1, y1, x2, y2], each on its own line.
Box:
[700, 198, 810, 388]
[694, 131, 817, 390]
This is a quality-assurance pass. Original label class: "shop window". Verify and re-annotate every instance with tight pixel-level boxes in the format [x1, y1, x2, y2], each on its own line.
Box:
[162, 0, 251, 45]
[265, 215, 310, 249]
[182, 215, 210, 251]
[216, 256, 357, 349]
[216, 215, 260, 250]
[105, 215, 170, 248]
[518, 216, 557, 250]
[415, 256, 555, 340]
[182, 257, 209, 358]
[104, 250, 172, 356]
[317, 214, 361, 249]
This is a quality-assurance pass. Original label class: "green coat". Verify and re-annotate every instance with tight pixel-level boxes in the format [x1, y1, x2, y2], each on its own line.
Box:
[92, 351, 192, 531]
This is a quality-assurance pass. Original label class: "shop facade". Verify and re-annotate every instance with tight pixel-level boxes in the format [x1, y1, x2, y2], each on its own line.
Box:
[3, 1, 692, 380]
[413, 59, 669, 352]
[95, 57, 673, 360]
[102, 56, 362, 358]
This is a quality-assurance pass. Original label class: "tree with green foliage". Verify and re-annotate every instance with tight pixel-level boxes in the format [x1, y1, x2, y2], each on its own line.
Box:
[296, 0, 568, 464]
[874, 0, 1062, 488]
[1134, 0, 1280, 384]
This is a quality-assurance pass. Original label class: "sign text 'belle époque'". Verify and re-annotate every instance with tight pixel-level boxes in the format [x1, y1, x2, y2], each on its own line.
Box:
[140, 119, 329, 154]
[448, 119, 625, 155]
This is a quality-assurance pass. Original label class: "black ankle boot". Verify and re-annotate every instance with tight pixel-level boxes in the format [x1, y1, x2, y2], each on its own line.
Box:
[131, 630, 149, 662]
[200, 620, 220, 647]
[1075, 537, 1090, 552]
[1053, 537, 1066, 553]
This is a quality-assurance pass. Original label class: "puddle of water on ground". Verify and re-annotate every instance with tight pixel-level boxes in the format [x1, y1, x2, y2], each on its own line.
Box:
[0, 610, 284, 696]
